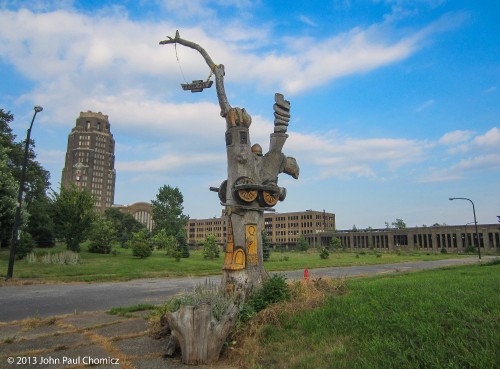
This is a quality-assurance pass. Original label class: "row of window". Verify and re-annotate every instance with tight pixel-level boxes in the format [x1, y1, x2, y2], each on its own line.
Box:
[322, 232, 500, 249]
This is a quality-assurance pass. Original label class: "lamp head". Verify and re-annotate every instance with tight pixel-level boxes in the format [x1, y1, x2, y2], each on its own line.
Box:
[34, 106, 43, 113]
[449, 197, 455, 201]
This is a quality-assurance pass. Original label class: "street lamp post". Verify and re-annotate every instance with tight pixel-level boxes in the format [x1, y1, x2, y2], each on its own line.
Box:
[464, 221, 475, 250]
[449, 197, 481, 260]
[6, 106, 43, 280]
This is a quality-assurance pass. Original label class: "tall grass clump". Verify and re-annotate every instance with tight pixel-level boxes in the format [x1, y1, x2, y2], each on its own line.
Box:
[25, 251, 81, 265]
[149, 280, 234, 338]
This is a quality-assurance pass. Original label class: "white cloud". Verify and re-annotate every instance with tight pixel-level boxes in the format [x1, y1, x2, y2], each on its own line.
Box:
[472, 127, 500, 148]
[285, 131, 431, 180]
[116, 152, 225, 173]
[414, 99, 435, 112]
[299, 15, 318, 27]
[439, 130, 474, 145]
[421, 127, 500, 182]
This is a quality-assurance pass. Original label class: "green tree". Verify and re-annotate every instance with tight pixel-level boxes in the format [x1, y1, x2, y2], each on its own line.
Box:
[392, 219, 407, 229]
[177, 229, 190, 258]
[0, 108, 52, 248]
[151, 185, 188, 236]
[16, 231, 35, 260]
[28, 196, 55, 248]
[296, 234, 309, 251]
[0, 146, 17, 246]
[262, 230, 271, 261]
[329, 236, 343, 251]
[128, 229, 152, 258]
[103, 207, 145, 247]
[88, 216, 116, 254]
[51, 185, 96, 252]
[202, 233, 220, 259]
[152, 228, 178, 258]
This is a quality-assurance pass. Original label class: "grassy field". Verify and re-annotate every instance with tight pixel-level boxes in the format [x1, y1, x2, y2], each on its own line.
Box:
[0, 242, 474, 283]
[239, 262, 500, 369]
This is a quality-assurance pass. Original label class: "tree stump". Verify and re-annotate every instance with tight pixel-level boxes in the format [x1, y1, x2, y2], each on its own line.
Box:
[164, 303, 239, 365]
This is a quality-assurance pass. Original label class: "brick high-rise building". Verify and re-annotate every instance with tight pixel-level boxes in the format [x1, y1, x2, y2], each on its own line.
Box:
[61, 111, 116, 213]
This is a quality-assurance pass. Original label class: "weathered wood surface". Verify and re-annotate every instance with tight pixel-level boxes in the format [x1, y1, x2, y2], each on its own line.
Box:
[164, 303, 239, 365]
[159, 31, 299, 365]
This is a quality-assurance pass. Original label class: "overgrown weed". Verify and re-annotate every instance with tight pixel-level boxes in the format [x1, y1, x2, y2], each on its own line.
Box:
[228, 276, 347, 368]
[21, 316, 57, 330]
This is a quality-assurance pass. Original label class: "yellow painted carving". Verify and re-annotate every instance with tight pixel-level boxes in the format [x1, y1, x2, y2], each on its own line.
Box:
[246, 224, 258, 265]
[233, 249, 246, 267]
[262, 191, 279, 206]
[238, 189, 258, 203]
[223, 217, 246, 270]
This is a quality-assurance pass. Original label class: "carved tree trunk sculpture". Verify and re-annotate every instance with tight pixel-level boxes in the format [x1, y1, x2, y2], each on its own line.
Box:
[159, 31, 299, 364]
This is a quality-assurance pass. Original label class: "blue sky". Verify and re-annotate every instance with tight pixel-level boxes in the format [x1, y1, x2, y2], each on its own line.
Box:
[1, 0, 499, 229]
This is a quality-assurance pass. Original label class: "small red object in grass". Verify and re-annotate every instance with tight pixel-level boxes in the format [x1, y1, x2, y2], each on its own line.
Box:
[304, 268, 309, 280]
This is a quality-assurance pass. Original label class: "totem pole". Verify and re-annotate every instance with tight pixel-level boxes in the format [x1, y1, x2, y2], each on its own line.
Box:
[160, 31, 299, 298]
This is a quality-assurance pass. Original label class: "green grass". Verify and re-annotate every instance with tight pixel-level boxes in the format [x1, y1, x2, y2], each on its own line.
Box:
[0, 242, 473, 283]
[248, 263, 500, 369]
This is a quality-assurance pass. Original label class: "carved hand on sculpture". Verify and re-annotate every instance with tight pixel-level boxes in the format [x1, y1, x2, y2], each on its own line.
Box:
[225, 107, 252, 129]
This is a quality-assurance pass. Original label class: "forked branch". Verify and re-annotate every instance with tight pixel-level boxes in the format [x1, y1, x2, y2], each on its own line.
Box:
[160, 30, 232, 117]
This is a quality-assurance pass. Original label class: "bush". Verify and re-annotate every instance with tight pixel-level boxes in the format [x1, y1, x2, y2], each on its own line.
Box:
[127, 229, 152, 258]
[16, 232, 36, 260]
[319, 246, 329, 259]
[88, 218, 116, 254]
[296, 235, 309, 252]
[177, 230, 190, 258]
[330, 236, 343, 251]
[247, 273, 291, 313]
[132, 241, 152, 258]
[202, 234, 220, 259]
[465, 245, 476, 254]
[440, 247, 447, 254]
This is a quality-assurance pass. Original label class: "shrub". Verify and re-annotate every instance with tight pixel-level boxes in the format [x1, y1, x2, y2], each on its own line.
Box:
[16, 232, 36, 260]
[480, 258, 500, 266]
[247, 273, 291, 313]
[319, 246, 329, 259]
[132, 241, 152, 258]
[296, 235, 309, 252]
[465, 245, 476, 254]
[127, 229, 152, 258]
[88, 218, 116, 254]
[202, 234, 220, 259]
[330, 236, 343, 251]
[177, 230, 190, 258]
[440, 247, 447, 254]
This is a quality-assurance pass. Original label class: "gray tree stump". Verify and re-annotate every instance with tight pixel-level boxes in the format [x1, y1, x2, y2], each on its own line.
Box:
[164, 303, 239, 365]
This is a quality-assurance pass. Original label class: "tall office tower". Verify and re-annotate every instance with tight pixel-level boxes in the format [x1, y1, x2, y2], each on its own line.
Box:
[61, 111, 116, 213]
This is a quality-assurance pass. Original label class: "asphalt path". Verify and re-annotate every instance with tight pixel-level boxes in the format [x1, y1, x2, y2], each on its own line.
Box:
[0, 257, 485, 322]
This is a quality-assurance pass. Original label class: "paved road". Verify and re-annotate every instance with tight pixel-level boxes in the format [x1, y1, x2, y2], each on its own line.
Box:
[0, 257, 485, 322]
